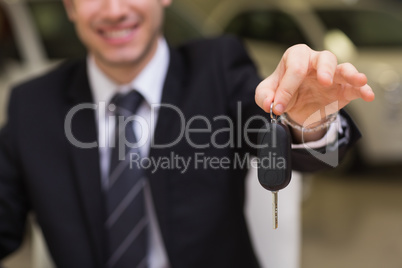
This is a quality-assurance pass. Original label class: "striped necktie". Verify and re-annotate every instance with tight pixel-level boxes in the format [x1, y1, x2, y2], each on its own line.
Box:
[105, 90, 148, 268]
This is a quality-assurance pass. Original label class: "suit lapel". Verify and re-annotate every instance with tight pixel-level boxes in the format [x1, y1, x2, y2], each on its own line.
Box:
[65, 60, 105, 267]
[147, 48, 185, 256]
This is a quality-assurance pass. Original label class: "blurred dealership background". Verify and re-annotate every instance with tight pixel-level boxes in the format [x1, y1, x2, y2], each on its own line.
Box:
[1, 0, 402, 267]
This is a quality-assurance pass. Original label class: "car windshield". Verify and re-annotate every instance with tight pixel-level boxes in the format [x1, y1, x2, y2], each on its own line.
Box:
[316, 9, 402, 48]
[224, 10, 309, 47]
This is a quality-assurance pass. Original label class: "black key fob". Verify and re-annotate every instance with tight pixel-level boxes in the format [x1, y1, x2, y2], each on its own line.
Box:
[257, 121, 292, 191]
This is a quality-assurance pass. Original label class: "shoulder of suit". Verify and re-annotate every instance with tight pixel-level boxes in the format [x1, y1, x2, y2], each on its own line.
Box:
[177, 35, 244, 50]
[174, 35, 249, 59]
[168, 35, 254, 79]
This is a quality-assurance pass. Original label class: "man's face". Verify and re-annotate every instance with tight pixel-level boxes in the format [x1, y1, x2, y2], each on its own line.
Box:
[64, 0, 171, 69]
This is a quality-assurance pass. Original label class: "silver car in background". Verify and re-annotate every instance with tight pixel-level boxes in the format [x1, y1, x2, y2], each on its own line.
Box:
[197, 0, 402, 166]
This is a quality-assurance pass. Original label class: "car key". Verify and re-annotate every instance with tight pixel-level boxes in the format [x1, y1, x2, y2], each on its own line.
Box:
[257, 103, 292, 229]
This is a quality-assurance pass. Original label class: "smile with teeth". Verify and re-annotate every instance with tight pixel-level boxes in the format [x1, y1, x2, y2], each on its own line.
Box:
[102, 27, 136, 39]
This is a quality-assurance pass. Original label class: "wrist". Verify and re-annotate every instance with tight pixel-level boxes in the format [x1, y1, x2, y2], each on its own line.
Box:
[280, 112, 338, 133]
[281, 112, 338, 144]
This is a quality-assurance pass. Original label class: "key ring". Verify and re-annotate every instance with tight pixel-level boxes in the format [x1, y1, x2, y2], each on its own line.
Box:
[270, 103, 278, 123]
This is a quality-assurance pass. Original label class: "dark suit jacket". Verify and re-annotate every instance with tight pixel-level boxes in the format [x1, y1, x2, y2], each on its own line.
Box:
[0, 36, 360, 267]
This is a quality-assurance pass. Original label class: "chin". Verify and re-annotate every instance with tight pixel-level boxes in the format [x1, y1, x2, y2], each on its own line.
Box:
[98, 50, 143, 66]
[92, 39, 156, 68]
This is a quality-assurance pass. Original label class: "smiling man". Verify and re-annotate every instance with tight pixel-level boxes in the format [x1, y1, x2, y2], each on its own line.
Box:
[0, 0, 374, 267]
[64, 0, 170, 84]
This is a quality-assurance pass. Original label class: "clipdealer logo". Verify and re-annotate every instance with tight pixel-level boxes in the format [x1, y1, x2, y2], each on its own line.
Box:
[64, 102, 271, 151]
[64, 101, 340, 169]
[127, 151, 287, 174]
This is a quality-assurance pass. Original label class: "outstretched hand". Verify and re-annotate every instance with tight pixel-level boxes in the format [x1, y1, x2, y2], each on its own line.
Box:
[255, 44, 375, 129]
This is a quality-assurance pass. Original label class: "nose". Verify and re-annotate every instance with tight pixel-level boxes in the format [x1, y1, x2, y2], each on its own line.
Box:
[102, 0, 127, 21]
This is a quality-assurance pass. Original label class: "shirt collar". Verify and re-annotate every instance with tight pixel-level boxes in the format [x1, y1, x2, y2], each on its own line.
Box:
[87, 38, 170, 107]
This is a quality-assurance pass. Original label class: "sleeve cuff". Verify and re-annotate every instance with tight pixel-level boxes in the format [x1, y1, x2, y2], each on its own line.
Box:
[291, 114, 346, 149]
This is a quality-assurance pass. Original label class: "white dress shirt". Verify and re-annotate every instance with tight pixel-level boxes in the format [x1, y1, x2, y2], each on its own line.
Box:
[88, 38, 170, 268]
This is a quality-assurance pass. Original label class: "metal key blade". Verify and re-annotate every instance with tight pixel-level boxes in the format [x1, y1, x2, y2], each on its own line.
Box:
[272, 191, 278, 229]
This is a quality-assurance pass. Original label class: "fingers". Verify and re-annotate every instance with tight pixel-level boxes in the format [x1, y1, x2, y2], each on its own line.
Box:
[273, 47, 340, 114]
[334, 63, 367, 86]
[335, 63, 374, 102]
[361, 84, 375, 102]
[313, 50, 337, 87]
[272, 45, 311, 114]
[255, 77, 277, 113]
[343, 83, 375, 103]
[255, 45, 375, 115]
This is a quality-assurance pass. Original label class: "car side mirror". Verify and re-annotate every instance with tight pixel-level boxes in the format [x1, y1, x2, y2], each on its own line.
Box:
[324, 29, 358, 63]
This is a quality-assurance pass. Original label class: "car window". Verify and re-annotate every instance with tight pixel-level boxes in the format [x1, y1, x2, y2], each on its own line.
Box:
[164, 6, 203, 46]
[0, 5, 21, 68]
[223, 10, 308, 47]
[27, 0, 86, 59]
[316, 9, 402, 47]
